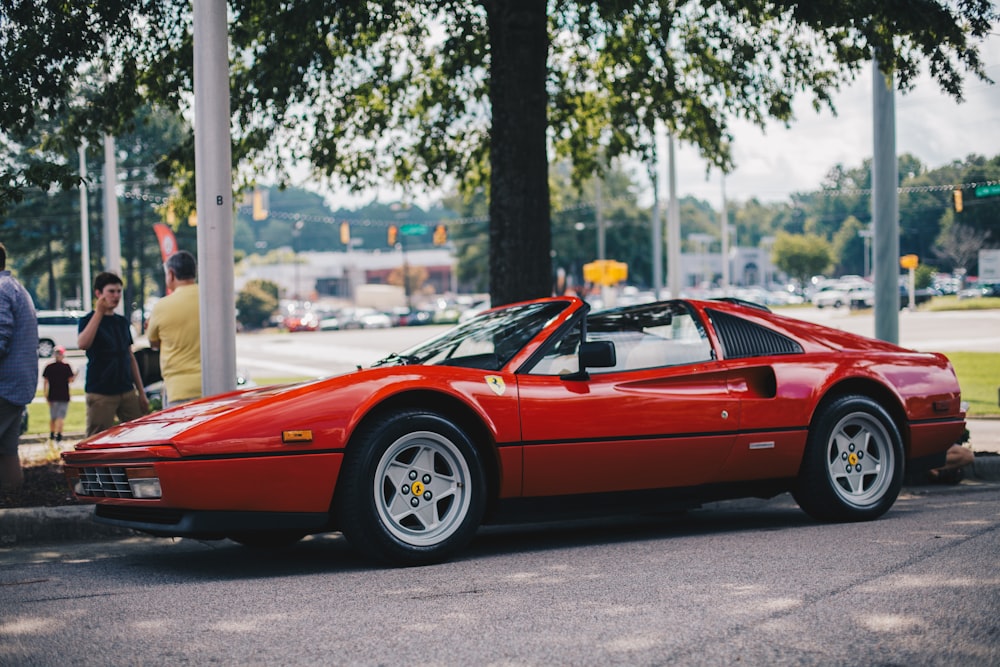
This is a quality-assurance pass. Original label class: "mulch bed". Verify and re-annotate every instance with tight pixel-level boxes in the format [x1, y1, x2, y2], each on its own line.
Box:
[0, 463, 78, 509]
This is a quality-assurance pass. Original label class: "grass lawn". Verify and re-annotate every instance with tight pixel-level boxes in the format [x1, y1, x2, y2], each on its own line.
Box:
[926, 295, 1000, 311]
[945, 352, 1000, 418]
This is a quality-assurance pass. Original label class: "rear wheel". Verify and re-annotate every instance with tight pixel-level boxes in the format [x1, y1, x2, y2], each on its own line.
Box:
[793, 395, 903, 521]
[337, 410, 485, 566]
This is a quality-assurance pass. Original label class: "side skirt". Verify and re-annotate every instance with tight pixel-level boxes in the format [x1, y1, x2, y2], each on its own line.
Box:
[485, 479, 794, 525]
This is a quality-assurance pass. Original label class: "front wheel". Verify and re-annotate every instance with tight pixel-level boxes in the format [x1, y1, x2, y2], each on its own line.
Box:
[793, 395, 903, 522]
[337, 410, 486, 566]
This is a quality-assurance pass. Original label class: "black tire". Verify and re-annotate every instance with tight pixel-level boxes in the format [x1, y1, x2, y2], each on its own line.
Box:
[228, 531, 306, 548]
[793, 395, 903, 522]
[38, 339, 55, 358]
[337, 410, 486, 566]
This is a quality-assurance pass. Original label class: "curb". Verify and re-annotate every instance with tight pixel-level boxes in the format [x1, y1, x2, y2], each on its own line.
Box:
[0, 505, 135, 547]
[970, 454, 1000, 481]
[2, 459, 998, 548]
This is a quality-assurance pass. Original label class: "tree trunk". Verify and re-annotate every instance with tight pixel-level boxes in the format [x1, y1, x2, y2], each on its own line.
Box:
[485, 0, 551, 306]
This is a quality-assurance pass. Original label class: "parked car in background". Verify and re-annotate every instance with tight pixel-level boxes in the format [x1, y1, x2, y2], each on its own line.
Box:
[283, 312, 320, 332]
[64, 296, 965, 566]
[339, 307, 392, 329]
[812, 283, 871, 309]
[318, 314, 341, 330]
[36, 310, 85, 357]
[849, 284, 938, 310]
[957, 283, 1000, 299]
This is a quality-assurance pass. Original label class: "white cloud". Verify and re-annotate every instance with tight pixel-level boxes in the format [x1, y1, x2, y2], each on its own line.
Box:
[671, 33, 1000, 207]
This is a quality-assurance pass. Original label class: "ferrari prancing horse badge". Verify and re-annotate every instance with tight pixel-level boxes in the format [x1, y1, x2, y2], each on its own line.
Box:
[485, 375, 505, 396]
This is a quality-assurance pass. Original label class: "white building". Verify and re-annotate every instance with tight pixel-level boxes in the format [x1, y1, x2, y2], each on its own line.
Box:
[236, 248, 455, 302]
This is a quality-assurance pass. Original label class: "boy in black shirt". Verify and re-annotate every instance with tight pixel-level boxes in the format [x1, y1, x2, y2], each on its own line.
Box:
[77, 272, 149, 436]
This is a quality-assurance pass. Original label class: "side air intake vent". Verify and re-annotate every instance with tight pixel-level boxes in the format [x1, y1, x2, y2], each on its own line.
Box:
[707, 309, 803, 360]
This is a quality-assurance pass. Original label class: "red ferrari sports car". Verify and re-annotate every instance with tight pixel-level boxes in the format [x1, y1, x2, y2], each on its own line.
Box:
[63, 296, 965, 565]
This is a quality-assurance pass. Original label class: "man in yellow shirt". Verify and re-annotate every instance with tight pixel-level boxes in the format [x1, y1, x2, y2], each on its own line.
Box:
[147, 250, 201, 408]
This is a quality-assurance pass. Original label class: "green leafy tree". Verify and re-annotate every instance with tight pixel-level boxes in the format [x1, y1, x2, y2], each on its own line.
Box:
[2, 1, 995, 308]
[914, 262, 937, 290]
[772, 232, 834, 286]
[831, 215, 867, 276]
[236, 279, 280, 330]
[956, 155, 1000, 245]
[2, 104, 189, 309]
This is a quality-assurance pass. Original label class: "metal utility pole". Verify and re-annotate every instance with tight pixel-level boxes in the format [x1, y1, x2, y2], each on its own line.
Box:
[595, 178, 605, 260]
[872, 57, 899, 344]
[720, 176, 730, 294]
[102, 135, 122, 285]
[649, 132, 663, 300]
[666, 135, 681, 298]
[193, 0, 237, 397]
[79, 142, 92, 311]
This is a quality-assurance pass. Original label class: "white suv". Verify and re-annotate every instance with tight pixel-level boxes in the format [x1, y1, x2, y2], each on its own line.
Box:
[36, 310, 84, 358]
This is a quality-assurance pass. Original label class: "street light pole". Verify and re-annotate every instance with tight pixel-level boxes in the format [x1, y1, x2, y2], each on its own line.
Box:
[78, 141, 92, 311]
[858, 228, 873, 278]
[193, 0, 237, 397]
[292, 217, 303, 300]
[872, 56, 899, 344]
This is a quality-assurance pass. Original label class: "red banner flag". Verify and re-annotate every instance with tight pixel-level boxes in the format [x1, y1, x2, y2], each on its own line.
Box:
[153, 223, 178, 263]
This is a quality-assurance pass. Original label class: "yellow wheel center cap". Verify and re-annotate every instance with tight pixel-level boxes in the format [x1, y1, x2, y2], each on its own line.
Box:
[848, 453, 859, 466]
[411, 481, 425, 496]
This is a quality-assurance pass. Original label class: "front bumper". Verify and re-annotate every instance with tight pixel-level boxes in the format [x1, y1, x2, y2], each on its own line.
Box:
[93, 504, 334, 539]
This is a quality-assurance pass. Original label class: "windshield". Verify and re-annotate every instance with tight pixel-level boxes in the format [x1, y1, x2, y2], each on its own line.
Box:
[373, 301, 569, 371]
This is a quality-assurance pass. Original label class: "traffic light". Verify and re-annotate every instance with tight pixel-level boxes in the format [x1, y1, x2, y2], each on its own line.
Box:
[433, 224, 447, 245]
[387, 225, 398, 245]
[953, 189, 963, 213]
[252, 188, 268, 221]
[340, 221, 350, 245]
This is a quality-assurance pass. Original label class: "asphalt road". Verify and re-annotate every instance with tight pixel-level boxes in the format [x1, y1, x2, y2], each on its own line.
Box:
[2, 486, 997, 665]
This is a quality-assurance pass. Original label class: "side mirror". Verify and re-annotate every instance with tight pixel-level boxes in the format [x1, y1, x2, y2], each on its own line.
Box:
[562, 340, 616, 381]
[580, 340, 616, 369]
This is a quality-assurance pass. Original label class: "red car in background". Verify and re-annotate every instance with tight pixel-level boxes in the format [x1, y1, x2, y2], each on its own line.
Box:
[282, 312, 320, 332]
[63, 296, 965, 565]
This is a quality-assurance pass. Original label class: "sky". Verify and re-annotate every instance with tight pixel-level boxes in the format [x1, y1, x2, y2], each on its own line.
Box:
[312, 31, 1000, 212]
[669, 32, 1000, 209]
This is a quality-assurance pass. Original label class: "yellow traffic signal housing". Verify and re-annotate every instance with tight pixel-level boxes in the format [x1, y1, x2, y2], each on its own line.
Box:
[339, 222, 350, 245]
[953, 189, 963, 213]
[387, 225, 398, 245]
[583, 259, 628, 286]
[252, 188, 268, 221]
[433, 224, 447, 245]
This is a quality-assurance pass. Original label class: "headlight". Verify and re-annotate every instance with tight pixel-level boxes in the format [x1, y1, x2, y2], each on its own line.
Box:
[127, 467, 162, 499]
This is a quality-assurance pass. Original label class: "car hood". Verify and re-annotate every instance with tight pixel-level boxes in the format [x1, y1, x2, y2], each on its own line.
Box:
[72, 382, 311, 449]
[69, 363, 501, 455]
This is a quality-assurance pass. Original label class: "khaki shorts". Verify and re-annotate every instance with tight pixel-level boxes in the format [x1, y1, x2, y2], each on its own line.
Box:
[48, 401, 70, 421]
[85, 390, 145, 437]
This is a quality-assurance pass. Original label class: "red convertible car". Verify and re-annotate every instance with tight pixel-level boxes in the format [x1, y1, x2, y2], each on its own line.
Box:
[63, 296, 965, 565]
